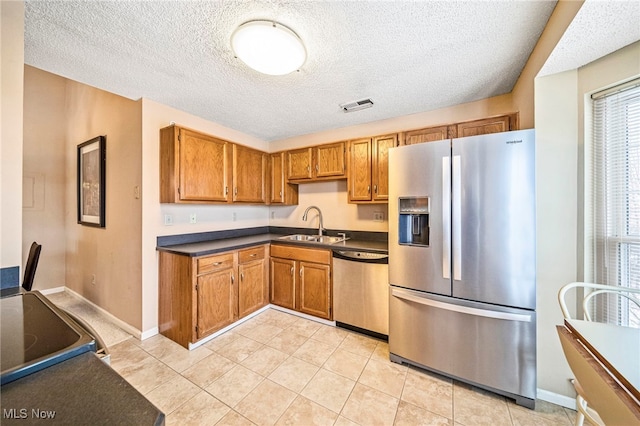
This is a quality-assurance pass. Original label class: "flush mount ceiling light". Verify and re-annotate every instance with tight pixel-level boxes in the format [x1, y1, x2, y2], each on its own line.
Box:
[231, 20, 306, 76]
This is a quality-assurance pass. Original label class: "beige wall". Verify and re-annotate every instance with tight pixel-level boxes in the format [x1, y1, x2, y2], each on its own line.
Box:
[64, 80, 143, 329]
[1, 1, 24, 278]
[512, 0, 584, 129]
[23, 66, 67, 290]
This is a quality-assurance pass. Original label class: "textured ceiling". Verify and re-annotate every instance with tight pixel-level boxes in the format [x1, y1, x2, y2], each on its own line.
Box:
[539, 0, 640, 77]
[22, 0, 609, 142]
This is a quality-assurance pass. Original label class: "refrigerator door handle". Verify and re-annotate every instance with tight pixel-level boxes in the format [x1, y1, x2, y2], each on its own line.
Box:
[452, 155, 462, 281]
[391, 287, 533, 322]
[442, 157, 451, 279]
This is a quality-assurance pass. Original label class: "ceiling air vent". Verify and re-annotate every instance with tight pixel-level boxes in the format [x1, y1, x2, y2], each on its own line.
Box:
[339, 98, 374, 113]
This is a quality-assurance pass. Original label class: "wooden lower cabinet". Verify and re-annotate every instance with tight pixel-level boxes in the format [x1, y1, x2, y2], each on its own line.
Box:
[159, 245, 268, 348]
[270, 257, 296, 310]
[270, 244, 332, 320]
[238, 246, 268, 318]
[197, 266, 236, 338]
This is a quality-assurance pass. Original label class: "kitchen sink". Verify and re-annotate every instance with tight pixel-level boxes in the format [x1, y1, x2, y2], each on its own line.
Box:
[278, 234, 348, 244]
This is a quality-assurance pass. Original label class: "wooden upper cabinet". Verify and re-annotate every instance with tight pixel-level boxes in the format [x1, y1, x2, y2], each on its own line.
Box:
[287, 148, 313, 180]
[401, 125, 450, 146]
[233, 144, 266, 203]
[400, 113, 519, 145]
[315, 142, 346, 178]
[454, 113, 519, 138]
[372, 134, 397, 201]
[269, 152, 298, 205]
[160, 125, 231, 203]
[348, 134, 397, 203]
[348, 138, 372, 202]
[286, 142, 346, 182]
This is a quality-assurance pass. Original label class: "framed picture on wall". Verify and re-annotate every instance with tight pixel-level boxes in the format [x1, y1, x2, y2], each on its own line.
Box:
[77, 135, 106, 227]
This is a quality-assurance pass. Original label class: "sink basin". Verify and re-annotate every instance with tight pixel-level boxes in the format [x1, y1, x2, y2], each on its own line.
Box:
[278, 234, 348, 244]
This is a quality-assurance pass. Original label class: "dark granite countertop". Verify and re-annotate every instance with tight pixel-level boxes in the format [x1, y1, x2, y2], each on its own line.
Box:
[1, 352, 164, 425]
[156, 226, 388, 257]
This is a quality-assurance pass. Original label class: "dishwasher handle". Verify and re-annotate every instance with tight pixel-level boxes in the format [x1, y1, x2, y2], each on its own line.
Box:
[332, 250, 388, 264]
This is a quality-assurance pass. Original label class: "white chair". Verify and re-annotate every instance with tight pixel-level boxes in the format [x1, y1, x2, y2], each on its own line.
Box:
[558, 282, 640, 426]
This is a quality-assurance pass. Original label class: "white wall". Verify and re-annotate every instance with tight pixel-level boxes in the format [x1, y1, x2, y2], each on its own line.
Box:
[534, 69, 579, 401]
[534, 41, 640, 404]
[1, 1, 24, 283]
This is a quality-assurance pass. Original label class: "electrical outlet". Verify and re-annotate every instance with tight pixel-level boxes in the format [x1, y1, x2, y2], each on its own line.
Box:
[373, 212, 384, 222]
[271, 211, 275, 219]
[189, 213, 197, 224]
[232, 212, 237, 221]
[164, 214, 173, 225]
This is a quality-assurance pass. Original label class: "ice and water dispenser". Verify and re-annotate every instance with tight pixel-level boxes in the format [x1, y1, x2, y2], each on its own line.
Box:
[398, 197, 430, 246]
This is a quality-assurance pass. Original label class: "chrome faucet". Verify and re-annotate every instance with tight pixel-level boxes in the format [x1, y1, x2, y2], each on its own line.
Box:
[302, 205, 324, 236]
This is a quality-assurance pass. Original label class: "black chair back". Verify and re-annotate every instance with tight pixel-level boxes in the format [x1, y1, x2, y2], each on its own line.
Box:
[22, 242, 42, 291]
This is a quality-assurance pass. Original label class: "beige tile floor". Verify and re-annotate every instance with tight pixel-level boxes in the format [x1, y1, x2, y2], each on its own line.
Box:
[106, 308, 579, 426]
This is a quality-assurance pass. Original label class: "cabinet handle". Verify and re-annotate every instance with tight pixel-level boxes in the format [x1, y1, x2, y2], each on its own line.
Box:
[234, 187, 238, 195]
[315, 164, 319, 172]
[367, 185, 371, 193]
[213, 262, 222, 266]
[225, 186, 229, 195]
[241, 273, 244, 281]
[279, 191, 282, 197]
[299, 267, 303, 277]
[290, 266, 294, 276]
[250, 253, 257, 257]
[231, 274, 234, 284]
[374, 184, 378, 194]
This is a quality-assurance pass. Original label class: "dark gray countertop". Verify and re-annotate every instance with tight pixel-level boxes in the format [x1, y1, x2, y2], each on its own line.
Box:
[156, 228, 388, 257]
[1, 352, 164, 425]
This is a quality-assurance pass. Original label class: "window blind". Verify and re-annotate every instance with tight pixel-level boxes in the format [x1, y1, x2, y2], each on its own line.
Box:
[591, 80, 640, 327]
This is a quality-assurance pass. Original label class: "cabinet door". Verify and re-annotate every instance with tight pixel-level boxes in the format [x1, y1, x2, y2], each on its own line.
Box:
[297, 261, 331, 320]
[238, 258, 266, 318]
[348, 138, 372, 202]
[270, 152, 285, 204]
[287, 148, 313, 180]
[270, 257, 296, 310]
[233, 144, 266, 203]
[402, 125, 450, 146]
[269, 152, 299, 205]
[197, 268, 236, 338]
[179, 128, 230, 202]
[315, 142, 346, 178]
[372, 134, 397, 201]
[454, 114, 518, 138]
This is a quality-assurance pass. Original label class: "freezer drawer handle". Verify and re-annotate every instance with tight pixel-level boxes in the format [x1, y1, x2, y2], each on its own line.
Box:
[391, 288, 532, 322]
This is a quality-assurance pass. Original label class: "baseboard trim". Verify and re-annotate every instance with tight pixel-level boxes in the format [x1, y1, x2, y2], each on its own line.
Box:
[40, 286, 66, 295]
[268, 304, 336, 327]
[62, 287, 143, 340]
[140, 327, 159, 341]
[537, 388, 577, 410]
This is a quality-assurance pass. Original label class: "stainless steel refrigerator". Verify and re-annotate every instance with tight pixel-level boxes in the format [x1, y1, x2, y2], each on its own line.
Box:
[388, 129, 536, 408]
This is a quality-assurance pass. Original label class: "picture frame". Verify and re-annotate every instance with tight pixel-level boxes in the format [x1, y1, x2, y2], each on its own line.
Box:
[77, 135, 106, 227]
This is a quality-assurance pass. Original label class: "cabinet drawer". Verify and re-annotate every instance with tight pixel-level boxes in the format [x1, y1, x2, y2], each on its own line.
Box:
[270, 244, 331, 264]
[198, 253, 234, 274]
[239, 246, 265, 263]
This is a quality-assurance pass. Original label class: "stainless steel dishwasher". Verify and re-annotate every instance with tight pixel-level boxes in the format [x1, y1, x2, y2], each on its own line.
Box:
[332, 249, 389, 339]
